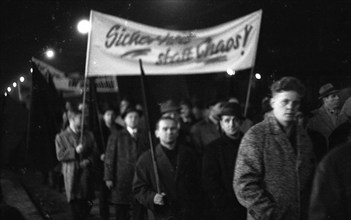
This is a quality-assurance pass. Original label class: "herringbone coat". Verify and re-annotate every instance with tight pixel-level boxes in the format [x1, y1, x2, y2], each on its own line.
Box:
[234, 112, 316, 220]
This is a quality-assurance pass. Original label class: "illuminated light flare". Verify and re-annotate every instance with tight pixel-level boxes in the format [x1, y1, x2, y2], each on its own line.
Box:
[255, 73, 261, 79]
[227, 68, 236, 76]
[77, 19, 90, 34]
[45, 49, 55, 58]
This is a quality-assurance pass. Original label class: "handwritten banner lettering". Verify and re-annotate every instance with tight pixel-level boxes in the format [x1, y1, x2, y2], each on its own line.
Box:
[86, 10, 262, 76]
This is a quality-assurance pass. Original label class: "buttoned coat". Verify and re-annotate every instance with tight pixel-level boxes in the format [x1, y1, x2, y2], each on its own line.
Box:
[104, 128, 148, 204]
[133, 143, 202, 220]
[55, 127, 96, 202]
[234, 112, 316, 220]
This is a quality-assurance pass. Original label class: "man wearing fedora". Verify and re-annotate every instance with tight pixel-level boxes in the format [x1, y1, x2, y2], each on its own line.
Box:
[104, 106, 149, 220]
[308, 83, 347, 145]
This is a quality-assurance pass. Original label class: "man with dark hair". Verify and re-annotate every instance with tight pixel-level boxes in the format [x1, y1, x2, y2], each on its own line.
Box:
[133, 116, 202, 220]
[104, 106, 148, 220]
[202, 102, 246, 220]
[55, 107, 96, 220]
[234, 77, 315, 220]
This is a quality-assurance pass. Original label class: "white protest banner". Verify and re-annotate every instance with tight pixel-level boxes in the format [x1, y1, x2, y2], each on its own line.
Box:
[32, 57, 66, 78]
[86, 10, 262, 76]
[31, 57, 118, 93]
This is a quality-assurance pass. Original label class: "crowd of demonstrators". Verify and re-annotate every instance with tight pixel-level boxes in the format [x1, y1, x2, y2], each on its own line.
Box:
[49, 76, 351, 220]
[55, 105, 96, 220]
[233, 77, 316, 220]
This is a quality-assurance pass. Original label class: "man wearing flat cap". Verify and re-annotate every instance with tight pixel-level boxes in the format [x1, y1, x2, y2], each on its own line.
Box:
[308, 83, 347, 145]
[202, 102, 246, 220]
[104, 106, 149, 220]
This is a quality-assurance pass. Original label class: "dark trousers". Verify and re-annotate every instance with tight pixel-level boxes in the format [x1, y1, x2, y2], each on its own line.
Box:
[70, 199, 91, 220]
[99, 181, 111, 220]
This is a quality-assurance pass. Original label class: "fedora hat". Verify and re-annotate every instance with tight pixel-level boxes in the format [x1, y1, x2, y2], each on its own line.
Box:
[318, 83, 339, 99]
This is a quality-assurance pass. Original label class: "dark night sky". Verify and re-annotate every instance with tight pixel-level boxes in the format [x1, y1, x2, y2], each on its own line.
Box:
[1, 0, 350, 92]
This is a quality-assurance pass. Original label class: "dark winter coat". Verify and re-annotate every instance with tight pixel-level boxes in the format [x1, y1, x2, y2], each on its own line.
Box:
[202, 134, 246, 220]
[309, 142, 351, 220]
[234, 112, 316, 220]
[191, 118, 220, 156]
[133, 143, 202, 220]
[55, 127, 96, 202]
[104, 128, 148, 204]
[308, 106, 346, 143]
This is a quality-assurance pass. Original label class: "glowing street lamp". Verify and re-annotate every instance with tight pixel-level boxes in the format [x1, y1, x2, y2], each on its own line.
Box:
[77, 19, 90, 34]
[255, 73, 261, 80]
[45, 49, 55, 59]
[30, 68, 33, 73]
[13, 82, 17, 88]
[7, 87, 11, 92]
[20, 76, 25, 82]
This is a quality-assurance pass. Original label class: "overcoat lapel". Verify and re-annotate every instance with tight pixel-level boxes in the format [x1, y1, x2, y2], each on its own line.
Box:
[318, 108, 336, 130]
[269, 117, 297, 158]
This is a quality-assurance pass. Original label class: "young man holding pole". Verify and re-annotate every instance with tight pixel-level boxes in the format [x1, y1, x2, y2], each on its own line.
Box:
[55, 106, 96, 220]
[133, 116, 202, 220]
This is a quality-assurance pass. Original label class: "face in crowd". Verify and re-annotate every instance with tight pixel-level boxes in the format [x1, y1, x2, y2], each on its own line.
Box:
[69, 112, 83, 133]
[220, 115, 241, 138]
[271, 90, 301, 127]
[323, 93, 340, 110]
[103, 110, 116, 126]
[155, 118, 179, 148]
[120, 99, 130, 115]
[124, 111, 140, 129]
